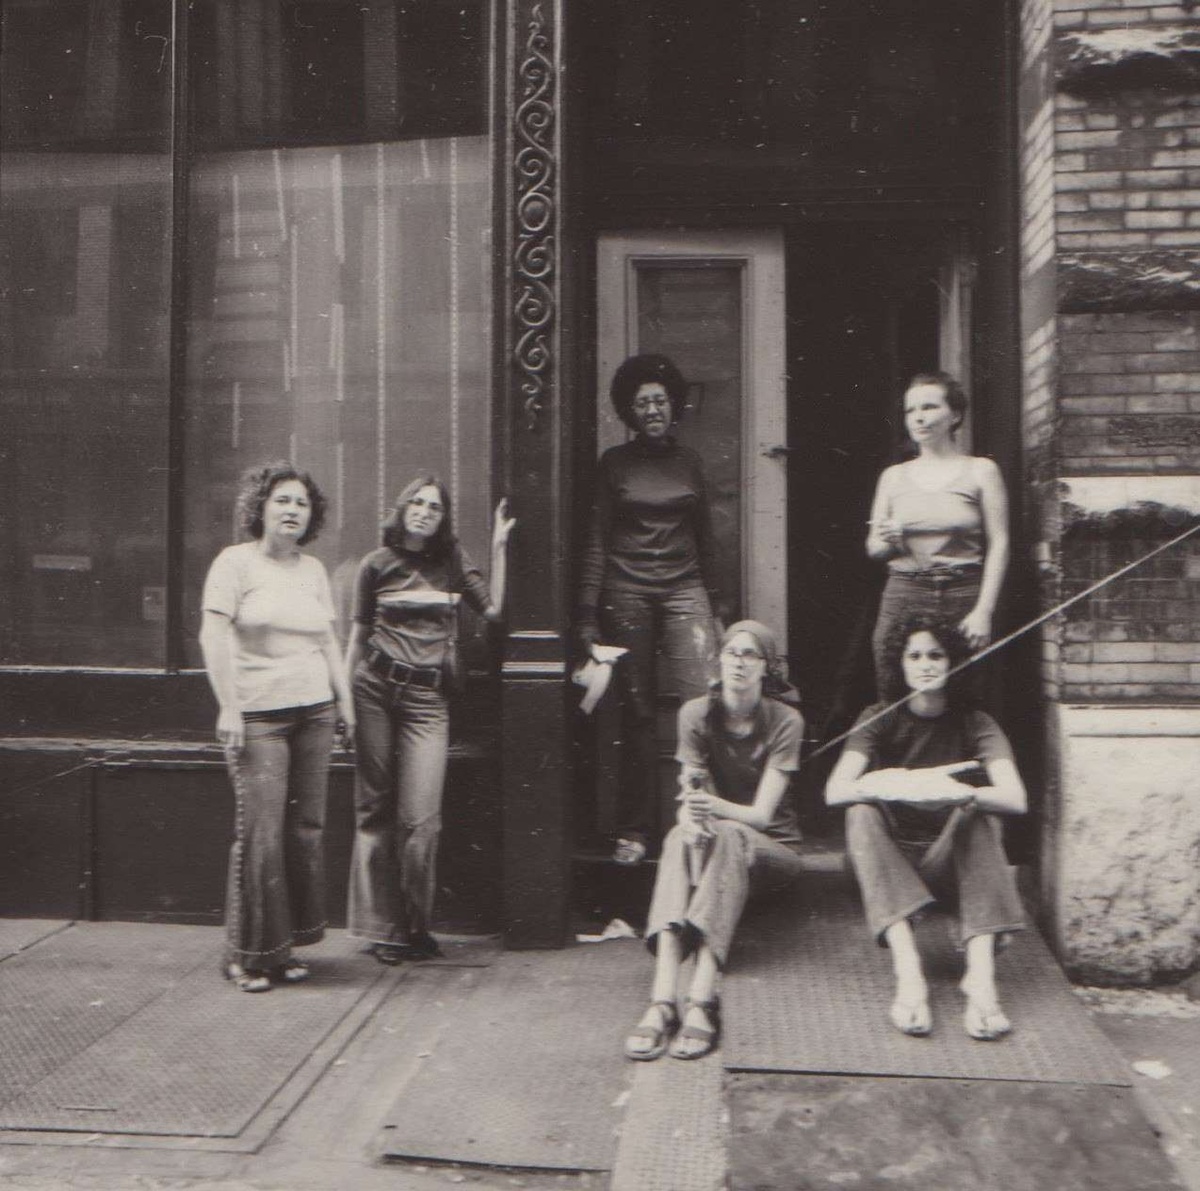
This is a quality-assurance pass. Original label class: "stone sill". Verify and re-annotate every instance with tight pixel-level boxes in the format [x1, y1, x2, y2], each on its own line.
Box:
[1057, 704, 1200, 736]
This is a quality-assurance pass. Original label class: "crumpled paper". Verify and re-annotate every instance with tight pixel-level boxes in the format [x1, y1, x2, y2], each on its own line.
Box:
[575, 918, 638, 944]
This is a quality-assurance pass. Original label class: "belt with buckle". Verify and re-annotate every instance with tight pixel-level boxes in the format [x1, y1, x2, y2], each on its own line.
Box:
[894, 566, 980, 584]
[366, 647, 442, 690]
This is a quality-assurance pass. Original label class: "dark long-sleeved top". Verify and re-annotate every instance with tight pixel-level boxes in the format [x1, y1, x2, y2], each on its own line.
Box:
[353, 543, 491, 670]
[577, 436, 719, 622]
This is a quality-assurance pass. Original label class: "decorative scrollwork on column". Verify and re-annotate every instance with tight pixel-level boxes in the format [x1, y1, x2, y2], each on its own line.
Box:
[513, 2, 555, 433]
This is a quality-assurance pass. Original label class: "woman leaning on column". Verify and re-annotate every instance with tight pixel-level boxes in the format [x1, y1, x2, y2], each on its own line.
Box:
[344, 475, 514, 965]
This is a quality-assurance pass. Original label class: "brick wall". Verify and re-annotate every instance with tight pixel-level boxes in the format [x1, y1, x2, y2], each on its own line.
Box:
[1058, 310, 1200, 473]
[1054, 90, 1200, 252]
[1038, 1, 1200, 704]
[1060, 528, 1200, 699]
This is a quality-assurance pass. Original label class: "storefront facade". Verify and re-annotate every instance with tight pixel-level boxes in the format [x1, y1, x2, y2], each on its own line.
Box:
[2, 0, 1197, 979]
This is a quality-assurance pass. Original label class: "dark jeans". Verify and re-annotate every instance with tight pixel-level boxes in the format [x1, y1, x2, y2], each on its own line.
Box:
[347, 664, 449, 944]
[223, 700, 335, 968]
[872, 570, 981, 699]
[600, 584, 717, 846]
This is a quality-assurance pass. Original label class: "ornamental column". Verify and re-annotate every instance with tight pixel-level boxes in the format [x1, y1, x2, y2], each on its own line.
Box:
[493, 0, 574, 948]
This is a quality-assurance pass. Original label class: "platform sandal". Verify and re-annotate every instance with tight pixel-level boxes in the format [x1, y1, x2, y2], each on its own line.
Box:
[397, 930, 444, 961]
[368, 943, 406, 966]
[273, 959, 311, 984]
[223, 961, 272, 993]
[624, 999, 679, 1062]
[669, 996, 720, 1060]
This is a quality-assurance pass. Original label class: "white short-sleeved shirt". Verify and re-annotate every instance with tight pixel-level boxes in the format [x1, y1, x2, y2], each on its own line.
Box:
[202, 542, 335, 713]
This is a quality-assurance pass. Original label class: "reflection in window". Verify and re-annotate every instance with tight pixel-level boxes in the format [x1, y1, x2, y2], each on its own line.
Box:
[1, 0, 493, 670]
[181, 1, 492, 665]
[182, 138, 493, 662]
[0, 0, 172, 666]
[189, 0, 486, 149]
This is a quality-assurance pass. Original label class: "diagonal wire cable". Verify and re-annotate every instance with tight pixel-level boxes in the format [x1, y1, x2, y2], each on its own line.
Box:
[807, 517, 1200, 762]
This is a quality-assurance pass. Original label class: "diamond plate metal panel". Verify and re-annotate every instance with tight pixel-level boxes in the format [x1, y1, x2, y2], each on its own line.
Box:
[0, 926, 386, 1136]
[722, 886, 1132, 1085]
[0, 923, 215, 1106]
[611, 1053, 726, 1191]
[0, 921, 70, 961]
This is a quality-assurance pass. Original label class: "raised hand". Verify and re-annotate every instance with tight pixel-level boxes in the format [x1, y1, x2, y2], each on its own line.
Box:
[492, 497, 516, 550]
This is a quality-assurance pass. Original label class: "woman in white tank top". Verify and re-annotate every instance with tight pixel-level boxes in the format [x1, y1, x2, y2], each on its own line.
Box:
[865, 372, 1010, 698]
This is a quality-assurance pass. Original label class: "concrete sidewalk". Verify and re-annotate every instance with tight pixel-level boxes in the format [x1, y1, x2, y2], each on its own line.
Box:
[0, 918, 1195, 1191]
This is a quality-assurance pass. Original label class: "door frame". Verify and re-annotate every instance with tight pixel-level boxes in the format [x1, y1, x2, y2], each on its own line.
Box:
[595, 229, 788, 638]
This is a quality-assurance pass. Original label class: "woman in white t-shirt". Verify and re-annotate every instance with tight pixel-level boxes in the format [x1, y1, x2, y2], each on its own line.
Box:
[199, 462, 353, 993]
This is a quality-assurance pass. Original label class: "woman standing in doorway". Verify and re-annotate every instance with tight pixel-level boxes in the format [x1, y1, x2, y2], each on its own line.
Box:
[866, 371, 1009, 697]
[577, 353, 723, 866]
[200, 461, 353, 993]
[345, 476, 514, 965]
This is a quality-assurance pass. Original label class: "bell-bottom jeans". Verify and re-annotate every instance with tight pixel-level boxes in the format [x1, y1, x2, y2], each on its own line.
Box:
[347, 665, 449, 945]
[223, 700, 335, 969]
[845, 802, 1025, 946]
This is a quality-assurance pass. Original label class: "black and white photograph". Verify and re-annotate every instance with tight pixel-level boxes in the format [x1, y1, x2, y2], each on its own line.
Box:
[1, 2, 1199, 1188]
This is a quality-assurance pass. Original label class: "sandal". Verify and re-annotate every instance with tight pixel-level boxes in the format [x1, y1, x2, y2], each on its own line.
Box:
[368, 943, 406, 966]
[889, 997, 932, 1037]
[613, 838, 647, 866]
[273, 959, 310, 984]
[624, 1000, 679, 1062]
[396, 931, 444, 961]
[223, 962, 271, 993]
[669, 996, 721, 1060]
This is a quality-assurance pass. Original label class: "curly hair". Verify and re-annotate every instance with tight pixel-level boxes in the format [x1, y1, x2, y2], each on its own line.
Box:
[905, 370, 968, 433]
[610, 353, 689, 431]
[879, 611, 973, 706]
[236, 460, 327, 545]
[381, 473, 455, 558]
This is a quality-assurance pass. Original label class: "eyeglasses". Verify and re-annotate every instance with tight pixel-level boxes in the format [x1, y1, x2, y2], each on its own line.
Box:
[721, 648, 765, 662]
[631, 394, 671, 412]
[408, 496, 444, 512]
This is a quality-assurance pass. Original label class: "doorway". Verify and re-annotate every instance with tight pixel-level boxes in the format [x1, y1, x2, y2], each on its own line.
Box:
[586, 224, 975, 847]
[596, 230, 787, 636]
[786, 225, 973, 753]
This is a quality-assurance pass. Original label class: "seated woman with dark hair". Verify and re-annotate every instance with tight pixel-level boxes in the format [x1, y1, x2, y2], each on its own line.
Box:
[825, 613, 1027, 1040]
[624, 620, 805, 1062]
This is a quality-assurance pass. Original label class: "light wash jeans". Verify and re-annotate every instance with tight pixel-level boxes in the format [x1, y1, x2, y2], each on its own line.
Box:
[845, 802, 1025, 946]
[600, 583, 718, 846]
[645, 821, 806, 969]
[347, 664, 449, 944]
[223, 700, 335, 968]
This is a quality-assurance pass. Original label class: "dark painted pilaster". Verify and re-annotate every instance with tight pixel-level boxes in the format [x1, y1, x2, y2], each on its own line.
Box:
[494, 0, 572, 948]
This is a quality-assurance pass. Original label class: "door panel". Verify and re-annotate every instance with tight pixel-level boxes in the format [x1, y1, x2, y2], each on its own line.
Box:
[597, 230, 787, 636]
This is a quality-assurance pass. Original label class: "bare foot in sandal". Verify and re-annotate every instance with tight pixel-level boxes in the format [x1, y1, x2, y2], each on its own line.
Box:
[668, 997, 721, 1060]
[624, 1000, 678, 1061]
